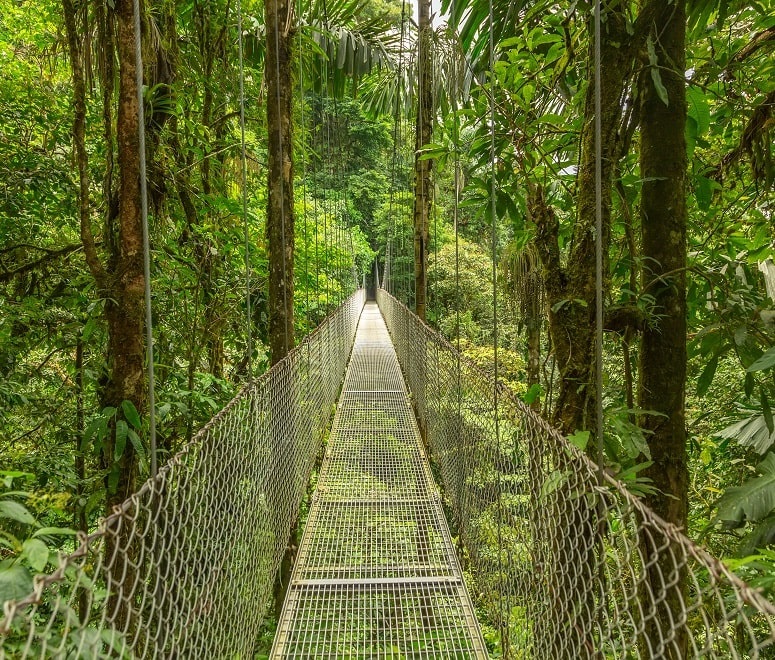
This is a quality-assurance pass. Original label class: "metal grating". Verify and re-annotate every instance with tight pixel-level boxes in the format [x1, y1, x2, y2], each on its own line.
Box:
[273, 582, 484, 659]
[272, 302, 487, 658]
[294, 500, 458, 580]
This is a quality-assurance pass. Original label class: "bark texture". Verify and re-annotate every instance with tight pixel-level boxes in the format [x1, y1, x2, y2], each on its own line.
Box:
[106, 0, 146, 509]
[413, 0, 433, 321]
[266, 0, 297, 616]
[63, 0, 148, 629]
[637, 0, 689, 656]
[530, 5, 638, 655]
[266, 0, 295, 364]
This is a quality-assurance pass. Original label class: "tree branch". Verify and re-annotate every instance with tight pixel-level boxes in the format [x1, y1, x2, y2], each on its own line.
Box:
[62, 0, 107, 288]
[0, 243, 89, 283]
[529, 184, 565, 298]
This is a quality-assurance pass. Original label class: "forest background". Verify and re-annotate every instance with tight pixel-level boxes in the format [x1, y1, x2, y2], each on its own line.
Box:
[0, 0, 774, 638]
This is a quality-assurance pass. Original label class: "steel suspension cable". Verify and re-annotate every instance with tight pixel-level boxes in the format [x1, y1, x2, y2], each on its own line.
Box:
[594, 0, 604, 476]
[487, 0, 506, 635]
[133, 0, 157, 477]
[297, 0, 310, 334]
[237, 0, 252, 375]
[386, 0, 408, 295]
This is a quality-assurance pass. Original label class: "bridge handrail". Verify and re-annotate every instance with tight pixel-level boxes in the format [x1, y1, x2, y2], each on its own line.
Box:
[1, 290, 366, 658]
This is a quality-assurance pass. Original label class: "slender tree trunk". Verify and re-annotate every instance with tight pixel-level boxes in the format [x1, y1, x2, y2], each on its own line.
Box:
[637, 0, 688, 656]
[266, 0, 297, 616]
[65, 0, 147, 630]
[526, 319, 541, 407]
[104, 0, 145, 508]
[413, 0, 432, 321]
[266, 0, 295, 364]
[530, 5, 635, 655]
[196, 3, 226, 378]
[74, 337, 89, 622]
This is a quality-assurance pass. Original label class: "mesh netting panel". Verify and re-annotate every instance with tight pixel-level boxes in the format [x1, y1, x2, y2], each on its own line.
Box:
[377, 289, 775, 659]
[0, 291, 365, 659]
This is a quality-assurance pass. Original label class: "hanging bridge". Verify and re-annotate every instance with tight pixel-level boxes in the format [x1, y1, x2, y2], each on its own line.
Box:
[2, 291, 775, 658]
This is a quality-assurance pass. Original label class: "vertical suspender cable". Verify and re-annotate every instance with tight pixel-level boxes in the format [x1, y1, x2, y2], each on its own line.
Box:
[451, 20, 464, 528]
[297, 0, 310, 333]
[237, 0, 253, 375]
[487, 0, 506, 635]
[387, 0, 407, 295]
[133, 0, 157, 477]
[594, 0, 604, 476]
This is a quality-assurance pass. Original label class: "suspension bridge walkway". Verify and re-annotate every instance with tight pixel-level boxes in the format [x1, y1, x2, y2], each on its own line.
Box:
[2, 291, 775, 658]
[272, 302, 486, 656]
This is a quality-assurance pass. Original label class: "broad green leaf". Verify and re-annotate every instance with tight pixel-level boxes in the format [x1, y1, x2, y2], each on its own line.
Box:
[21, 538, 49, 572]
[717, 454, 775, 524]
[540, 470, 571, 500]
[115, 421, 128, 462]
[745, 372, 756, 398]
[121, 400, 142, 429]
[0, 565, 33, 603]
[717, 413, 775, 454]
[523, 384, 541, 405]
[128, 429, 147, 462]
[739, 512, 775, 555]
[686, 86, 710, 135]
[748, 346, 775, 373]
[0, 500, 37, 526]
[651, 68, 669, 106]
[568, 430, 590, 451]
[694, 174, 713, 210]
[763, 389, 774, 435]
[697, 354, 718, 396]
[647, 37, 669, 106]
[33, 527, 77, 538]
[0, 471, 33, 489]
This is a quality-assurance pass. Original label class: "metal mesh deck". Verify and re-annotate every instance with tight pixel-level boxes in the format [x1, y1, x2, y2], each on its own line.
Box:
[272, 303, 487, 658]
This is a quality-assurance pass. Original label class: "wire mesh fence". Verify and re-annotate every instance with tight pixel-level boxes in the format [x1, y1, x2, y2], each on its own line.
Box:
[377, 288, 775, 659]
[0, 290, 365, 659]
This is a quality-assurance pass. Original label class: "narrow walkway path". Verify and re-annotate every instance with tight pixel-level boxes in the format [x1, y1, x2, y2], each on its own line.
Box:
[272, 303, 487, 658]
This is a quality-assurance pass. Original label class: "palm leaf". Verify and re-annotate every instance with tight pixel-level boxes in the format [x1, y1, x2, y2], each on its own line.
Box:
[717, 453, 775, 525]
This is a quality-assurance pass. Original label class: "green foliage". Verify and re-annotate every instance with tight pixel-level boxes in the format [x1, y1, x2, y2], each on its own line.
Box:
[717, 454, 775, 527]
[0, 473, 76, 605]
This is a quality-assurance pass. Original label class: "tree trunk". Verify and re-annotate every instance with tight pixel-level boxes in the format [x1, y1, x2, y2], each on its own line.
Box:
[413, 0, 432, 321]
[103, 0, 145, 510]
[530, 5, 635, 655]
[266, 0, 295, 365]
[637, 0, 689, 656]
[266, 0, 297, 616]
[74, 337, 89, 622]
[526, 319, 541, 408]
[63, 0, 148, 630]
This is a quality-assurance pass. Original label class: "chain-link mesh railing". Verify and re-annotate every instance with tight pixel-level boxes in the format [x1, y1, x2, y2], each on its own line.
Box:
[0, 290, 365, 659]
[378, 288, 775, 659]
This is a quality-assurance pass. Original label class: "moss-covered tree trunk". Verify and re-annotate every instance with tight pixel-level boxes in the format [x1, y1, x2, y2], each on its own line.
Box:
[63, 0, 147, 629]
[531, 4, 635, 655]
[413, 0, 432, 321]
[103, 0, 146, 513]
[266, 0, 295, 365]
[266, 0, 297, 616]
[637, 0, 688, 656]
